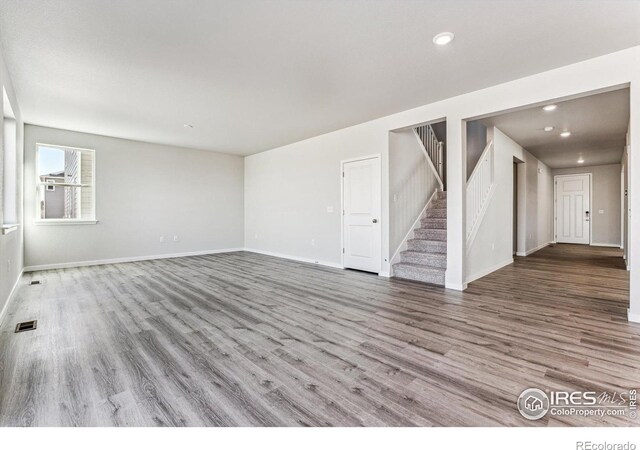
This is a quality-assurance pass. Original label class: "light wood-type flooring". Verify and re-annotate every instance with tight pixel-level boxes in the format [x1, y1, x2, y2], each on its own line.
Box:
[0, 244, 637, 426]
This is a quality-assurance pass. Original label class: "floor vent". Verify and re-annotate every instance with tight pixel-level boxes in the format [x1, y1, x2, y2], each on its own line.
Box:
[15, 320, 37, 333]
[29, 280, 42, 285]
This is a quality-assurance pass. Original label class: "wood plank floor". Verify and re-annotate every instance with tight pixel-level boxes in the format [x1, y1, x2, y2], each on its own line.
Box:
[0, 244, 637, 426]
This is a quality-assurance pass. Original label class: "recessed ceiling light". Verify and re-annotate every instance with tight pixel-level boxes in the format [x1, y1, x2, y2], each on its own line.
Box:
[560, 131, 571, 138]
[577, 158, 584, 164]
[433, 32, 455, 46]
[183, 124, 194, 129]
[542, 105, 558, 112]
[544, 126, 554, 132]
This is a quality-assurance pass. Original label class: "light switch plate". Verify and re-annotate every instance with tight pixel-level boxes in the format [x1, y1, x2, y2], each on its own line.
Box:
[598, 209, 604, 214]
[327, 206, 334, 213]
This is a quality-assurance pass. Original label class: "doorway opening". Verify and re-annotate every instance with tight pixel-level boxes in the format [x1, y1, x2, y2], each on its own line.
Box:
[463, 86, 630, 319]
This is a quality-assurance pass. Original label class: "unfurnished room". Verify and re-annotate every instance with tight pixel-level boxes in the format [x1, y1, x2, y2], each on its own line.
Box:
[0, 1, 639, 448]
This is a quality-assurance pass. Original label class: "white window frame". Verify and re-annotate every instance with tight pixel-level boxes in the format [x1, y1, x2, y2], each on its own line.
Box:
[35, 143, 97, 225]
[2, 86, 18, 235]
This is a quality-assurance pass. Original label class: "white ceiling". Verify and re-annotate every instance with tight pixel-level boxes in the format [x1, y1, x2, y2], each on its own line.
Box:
[481, 88, 629, 169]
[0, 1, 639, 156]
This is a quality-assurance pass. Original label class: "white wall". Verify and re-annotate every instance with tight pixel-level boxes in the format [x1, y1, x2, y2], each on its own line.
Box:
[244, 46, 640, 296]
[24, 125, 245, 269]
[466, 121, 488, 180]
[389, 129, 440, 258]
[466, 128, 552, 282]
[523, 150, 554, 254]
[244, 121, 388, 268]
[0, 47, 24, 324]
[552, 164, 622, 247]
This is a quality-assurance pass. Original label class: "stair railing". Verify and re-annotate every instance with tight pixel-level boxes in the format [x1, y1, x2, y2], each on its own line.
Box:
[414, 124, 444, 190]
[466, 140, 495, 249]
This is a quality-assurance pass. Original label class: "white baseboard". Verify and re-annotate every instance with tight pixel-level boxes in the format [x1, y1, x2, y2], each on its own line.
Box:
[628, 308, 640, 324]
[378, 271, 391, 278]
[591, 242, 622, 248]
[0, 269, 24, 328]
[23, 248, 245, 272]
[445, 281, 468, 291]
[243, 248, 344, 270]
[516, 241, 551, 257]
[466, 258, 513, 284]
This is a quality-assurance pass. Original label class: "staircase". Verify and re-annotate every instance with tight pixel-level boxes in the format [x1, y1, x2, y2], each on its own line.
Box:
[393, 189, 447, 285]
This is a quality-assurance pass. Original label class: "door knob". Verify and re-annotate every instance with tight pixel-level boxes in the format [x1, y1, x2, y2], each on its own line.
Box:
[372, 219, 378, 223]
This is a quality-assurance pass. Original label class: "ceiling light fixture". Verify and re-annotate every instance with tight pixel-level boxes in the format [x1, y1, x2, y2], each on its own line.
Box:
[433, 32, 455, 46]
[560, 131, 571, 138]
[183, 124, 194, 129]
[542, 105, 558, 112]
[577, 158, 584, 164]
[544, 126, 554, 132]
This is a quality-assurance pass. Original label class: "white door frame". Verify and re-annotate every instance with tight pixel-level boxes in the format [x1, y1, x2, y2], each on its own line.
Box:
[621, 162, 625, 250]
[340, 154, 382, 273]
[554, 173, 592, 245]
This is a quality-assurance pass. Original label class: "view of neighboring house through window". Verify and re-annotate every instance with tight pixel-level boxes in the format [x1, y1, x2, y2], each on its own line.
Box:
[36, 144, 95, 222]
[2, 86, 17, 226]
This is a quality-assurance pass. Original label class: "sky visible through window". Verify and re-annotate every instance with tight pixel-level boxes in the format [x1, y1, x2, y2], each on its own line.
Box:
[38, 146, 65, 177]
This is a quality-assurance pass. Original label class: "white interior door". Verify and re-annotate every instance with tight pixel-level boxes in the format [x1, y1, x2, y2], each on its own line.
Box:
[342, 156, 381, 273]
[556, 174, 590, 244]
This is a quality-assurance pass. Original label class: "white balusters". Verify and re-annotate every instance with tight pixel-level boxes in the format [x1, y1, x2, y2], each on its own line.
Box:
[414, 124, 445, 187]
[466, 140, 495, 246]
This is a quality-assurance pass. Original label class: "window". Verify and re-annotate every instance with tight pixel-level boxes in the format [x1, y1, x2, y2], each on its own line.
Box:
[36, 144, 96, 223]
[2, 86, 17, 231]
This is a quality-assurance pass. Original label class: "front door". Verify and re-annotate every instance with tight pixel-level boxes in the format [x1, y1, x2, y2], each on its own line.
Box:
[342, 156, 381, 273]
[556, 174, 590, 244]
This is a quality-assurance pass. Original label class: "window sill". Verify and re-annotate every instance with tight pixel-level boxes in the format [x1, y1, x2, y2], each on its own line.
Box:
[34, 219, 98, 226]
[1, 224, 19, 235]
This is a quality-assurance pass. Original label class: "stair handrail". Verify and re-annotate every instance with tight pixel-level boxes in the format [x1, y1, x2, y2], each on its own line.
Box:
[467, 139, 494, 186]
[466, 140, 495, 248]
[413, 124, 444, 190]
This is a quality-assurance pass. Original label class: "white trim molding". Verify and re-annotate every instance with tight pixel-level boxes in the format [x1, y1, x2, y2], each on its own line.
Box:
[244, 248, 344, 269]
[515, 241, 552, 257]
[466, 258, 514, 284]
[34, 219, 98, 226]
[445, 281, 468, 291]
[23, 248, 245, 272]
[35, 143, 97, 224]
[0, 270, 24, 328]
[628, 308, 640, 324]
[590, 242, 623, 248]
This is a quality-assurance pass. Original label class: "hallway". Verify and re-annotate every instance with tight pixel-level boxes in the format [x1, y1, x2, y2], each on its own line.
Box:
[469, 244, 629, 320]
